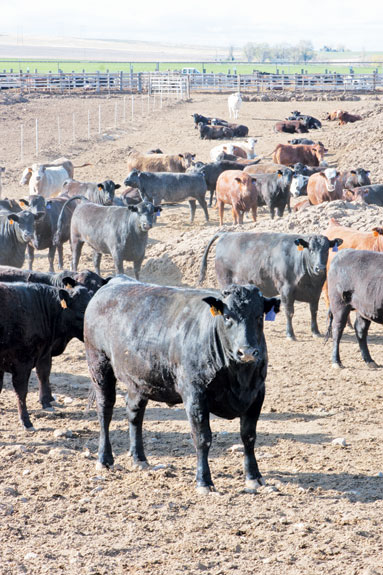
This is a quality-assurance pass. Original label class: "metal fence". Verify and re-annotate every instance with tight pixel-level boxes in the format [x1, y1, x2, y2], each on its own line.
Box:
[0, 71, 382, 94]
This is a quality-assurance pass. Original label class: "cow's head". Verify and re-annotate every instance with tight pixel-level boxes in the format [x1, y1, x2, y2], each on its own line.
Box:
[7, 210, 45, 243]
[124, 170, 141, 188]
[291, 174, 309, 197]
[128, 201, 162, 232]
[58, 285, 92, 341]
[294, 235, 343, 275]
[351, 169, 371, 187]
[179, 153, 196, 169]
[319, 168, 340, 192]
[97, 180, 120, 206]
[312, 144, 328, 163]
[203, 284, 280, 364]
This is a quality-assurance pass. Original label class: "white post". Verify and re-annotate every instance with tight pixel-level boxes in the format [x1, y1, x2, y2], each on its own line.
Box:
[88, 109, 91, 139]
[35, 118, 38, 156]
[57, 116, 61, 146]
[72, 113, 76, 142]
[131, 95, 134, 121]
[114, 102, 118, 129]
[20, 124, 24, 161]
[98, 105, 101, 134]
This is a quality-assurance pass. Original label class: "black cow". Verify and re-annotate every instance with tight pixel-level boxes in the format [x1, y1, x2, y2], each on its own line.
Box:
[252, 168, 294, 219]
[211, 120, 249, 137]
[124, 170, 208, 222]
[288, 139, 315, 145]
[0, 210, 43, 268]
[342, 169, 371, 190]
[188, 159, 261, 207]
[0, 265, 109, 293]
[192, 114, 228, 129]
[84, 276, 280, 492]
[292, 163, 324, 177]
[290, 174, 309, 197]
[198, 123, 235, 140]
[327, 249, 383, 368]
[0, 198, 22, 213]
[287, 111, 322, 129]
[348, 185, 383, 205]
[64, 200, 159, 277]
[199, 232, 342, 340]
[0, 282, 91, 428]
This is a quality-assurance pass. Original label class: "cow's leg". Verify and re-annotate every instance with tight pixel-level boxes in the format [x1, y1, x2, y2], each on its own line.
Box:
[93, 251, 102, 276]
[133, 258, 143, 280]
[198, 197, 209, 222]
[0, 370, 4, 393]
[71, 239, 84, 271]
[57, 243, 64, 270]
[208, 190, 215, 208]
[26, 244, 34, 270]
[240, 386, 265, 492]
[125, 389, 148, 468]
[35, 353, 55, 409]
[270, 207, 275, 220]
[281, 286, 296, 340]
[310, 299, 321, 337]
[47, 245, 56, 273]
[251, 206, 257, 222]
[218, 201, 224, 226]
[12, 366, 34, 430]
[238, 210, 244, 225]
[189, 200, 197, 223]
[111, 249, 124, 275]
[86, 346, 116, 469]
[354, 313, 375, 366]
[331, 308, 350, 368]
[183, 389, 213, 493]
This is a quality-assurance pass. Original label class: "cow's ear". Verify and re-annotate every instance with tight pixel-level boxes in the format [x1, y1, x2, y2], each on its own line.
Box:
[277, 170, 283, 178]
[329, 238, 343, 248]
[372, 227, 383, 237]
[191, 154, 196, 159]
[155, 206, 162, 212]
[202, 296, 224, 317]
[319, 172, 326, 178]
[350, 170, 356, 175]
[62, 277, 77, 289]
[97, 183, 105, 191]
[294, 238, 309, 250]
[178, 154, 184, 159]
[58, 289, 71, 309]
[264, 297, 281, 320]
[114, 184, 121, 190]
[19, 199, 29, 208]
[336, 171, 340, 177]
[102, 276, 114, 285]
[234, 177, 242, 183]
[128, 205, 138, 212]
[28, 167, 33, 173]
[7, 213, 19, 224]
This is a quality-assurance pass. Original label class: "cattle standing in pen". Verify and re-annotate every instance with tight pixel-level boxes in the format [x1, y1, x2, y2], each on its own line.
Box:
[0, 209, 44, 268]
[126, 150, 195, 173]
[0, 281, 91, 428]
[272, 143, 327, 167]
[199, 232, 342, 340]
[215, 171, 258, 225]
[228, 92, 242, 119]
[327, 249, 383, 368]
[307, 169, 343, 205]
[84, 277, 280, 493]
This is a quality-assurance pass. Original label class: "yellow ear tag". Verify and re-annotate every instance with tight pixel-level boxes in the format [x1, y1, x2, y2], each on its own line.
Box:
[373, 230, 379, 237]
[9, 219, 14, 225]
[19, 200, 26, 208]
[210, 306, 222, 317]
[297, 244, 304, 251]
[65, 284, 72, 289]
[277, 173, 282, 178]
[98, 186, 103, 191]
[60, 299, 68, 309]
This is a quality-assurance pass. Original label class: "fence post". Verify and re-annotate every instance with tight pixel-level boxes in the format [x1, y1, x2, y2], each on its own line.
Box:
[120, 70, 123, 92]
[138, 73, 142, 94]
[35, 119, 38, 156]
[96, 71, 100, 94]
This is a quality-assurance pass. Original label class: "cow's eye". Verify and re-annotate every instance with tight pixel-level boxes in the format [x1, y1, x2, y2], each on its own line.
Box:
[224, 315, 233, 327]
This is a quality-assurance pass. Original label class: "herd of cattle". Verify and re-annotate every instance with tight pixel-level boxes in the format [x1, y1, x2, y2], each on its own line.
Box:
[1, 96, 383, 493]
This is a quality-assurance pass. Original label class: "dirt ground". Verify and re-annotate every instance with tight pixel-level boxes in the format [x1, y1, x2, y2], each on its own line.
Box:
[0, 92, 383, 575]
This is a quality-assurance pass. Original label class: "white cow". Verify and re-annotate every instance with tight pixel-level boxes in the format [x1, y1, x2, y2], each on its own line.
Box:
[210, 138, 257, 162]
[0, 166, 5, 199]
[19, 157, 90, 198]
[228, 92, 242, 120]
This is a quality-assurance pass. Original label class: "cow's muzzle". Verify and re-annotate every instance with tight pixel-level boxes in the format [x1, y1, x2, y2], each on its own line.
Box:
[314, 264, 326, 274]
[237, 347, 259, 363]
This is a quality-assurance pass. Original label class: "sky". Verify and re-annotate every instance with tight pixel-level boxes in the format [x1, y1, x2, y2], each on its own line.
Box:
[2, 0, 383, 51]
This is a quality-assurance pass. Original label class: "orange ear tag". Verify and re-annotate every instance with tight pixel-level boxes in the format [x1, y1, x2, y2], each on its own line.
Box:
[60, 299, 68, 309]
[65, 284, 73, 289]
[9, 219, 14, 225]
[210, 306, 222, 317]
[297, 244, 304, 251]
[373, 230, 379, 237]
[19, 200, 26, 208]
[277, 173, 282, 178]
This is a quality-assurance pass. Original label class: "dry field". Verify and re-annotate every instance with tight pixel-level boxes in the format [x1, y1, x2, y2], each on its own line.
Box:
[0, 91, 383, 575]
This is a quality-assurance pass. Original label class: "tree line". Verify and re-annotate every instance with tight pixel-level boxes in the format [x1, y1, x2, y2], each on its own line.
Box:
[242, 41, 315, 63]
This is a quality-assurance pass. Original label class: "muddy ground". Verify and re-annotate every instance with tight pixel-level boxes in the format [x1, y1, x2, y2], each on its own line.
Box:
[0, 92, 383, 575]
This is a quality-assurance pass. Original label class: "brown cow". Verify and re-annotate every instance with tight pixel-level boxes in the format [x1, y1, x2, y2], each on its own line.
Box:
[307, 169, 343, 205]
[126, 150, 195, 173]
[244, 163, 287, 175]
[272, 143, 327, 167]
[338, 111, 362, 125]
[274, 121, 308, 134]
[325, 110, 343, 121]
[322, 218, 383, 307]
[216, 171, 258, 225]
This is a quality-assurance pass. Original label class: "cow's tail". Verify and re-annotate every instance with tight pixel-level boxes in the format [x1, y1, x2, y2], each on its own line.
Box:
[53, 195, 89, 246]
[198, 233, 222, 286]
[73, 163, 92, 169]
[324, 309, 333, 342]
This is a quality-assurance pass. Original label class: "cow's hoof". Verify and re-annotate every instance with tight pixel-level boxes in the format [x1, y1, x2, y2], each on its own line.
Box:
[196, 485, 216, 495]
[312, 332, 321, 339]
[287, 335, 296, 341]
[245, 478, 265, 492]
[132, 460, 149, 470]
[95, 461, 113, 471]
[43, 406, 55, 412]
[331, 363, 343, 370]
[367, 361, 378, 369]
[24, 425, 36, 432]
